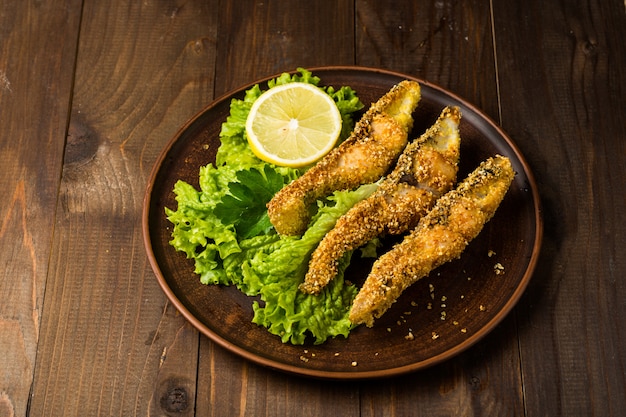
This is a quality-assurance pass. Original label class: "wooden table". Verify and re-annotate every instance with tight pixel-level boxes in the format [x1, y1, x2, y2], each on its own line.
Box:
[2, 1, 625, 415]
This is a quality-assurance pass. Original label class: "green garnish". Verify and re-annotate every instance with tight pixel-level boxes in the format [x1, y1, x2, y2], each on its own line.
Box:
[214, 166, 286, 239]
[166, 68, 368, 344]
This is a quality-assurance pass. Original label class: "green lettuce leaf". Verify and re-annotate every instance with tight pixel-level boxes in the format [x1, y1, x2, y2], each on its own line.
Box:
[247, 183, 378, 344]
[166, 68, 369, 344]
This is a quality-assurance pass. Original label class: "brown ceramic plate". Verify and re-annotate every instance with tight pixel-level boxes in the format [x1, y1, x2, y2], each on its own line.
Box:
[143, 67, 542, 379]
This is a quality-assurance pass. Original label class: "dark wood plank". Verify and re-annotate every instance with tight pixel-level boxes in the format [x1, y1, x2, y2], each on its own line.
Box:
[0, 1, 82, 415]
[492, 0, 626, 415]
[355, 1, 525, 415]
[28, 1, 219, 415]
[197, 338, 360, 416]
[356, 0, 500, 119]
[213, 0, 355, 96]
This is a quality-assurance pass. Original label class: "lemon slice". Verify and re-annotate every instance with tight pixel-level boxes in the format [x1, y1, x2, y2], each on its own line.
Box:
[245, 82, 342, 167]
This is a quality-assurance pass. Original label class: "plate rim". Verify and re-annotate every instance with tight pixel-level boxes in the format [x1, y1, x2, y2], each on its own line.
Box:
[142, 65, 543, 379]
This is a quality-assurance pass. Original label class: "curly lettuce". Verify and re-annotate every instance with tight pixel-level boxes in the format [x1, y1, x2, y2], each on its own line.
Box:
[166, 68, 369, 344]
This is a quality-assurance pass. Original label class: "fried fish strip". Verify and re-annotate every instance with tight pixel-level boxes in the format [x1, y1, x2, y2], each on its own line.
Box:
[300, 106, 462, 294]
[349, 155, 515, 327]
[267, 80, 422, 236]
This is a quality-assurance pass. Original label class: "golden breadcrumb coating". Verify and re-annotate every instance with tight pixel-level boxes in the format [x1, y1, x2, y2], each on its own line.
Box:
[349, 155, 515, 327]
[267, 80, 422, 236]
[300, 106, 462, 294]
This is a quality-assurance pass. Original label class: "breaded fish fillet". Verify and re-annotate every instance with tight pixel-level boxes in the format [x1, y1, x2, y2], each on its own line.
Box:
[267, 80, 422, 236]
[300, 106, 462, 294]
[349, 155, 515, 327]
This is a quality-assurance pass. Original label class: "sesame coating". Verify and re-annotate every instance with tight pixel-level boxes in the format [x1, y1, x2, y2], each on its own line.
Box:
[267, 81, 422, 236]
[300, 106, 462, 294]
[349, 155, 515, 327]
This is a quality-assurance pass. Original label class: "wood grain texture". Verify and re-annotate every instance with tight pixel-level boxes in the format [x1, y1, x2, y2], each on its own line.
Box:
[492, 0, 626, 415]
[356, 0, 499, 119]
[0, 1, 82, 415]
[28, 0, 218, 415]
[213, 0, 355, 95]
[196, 338, 360, 416]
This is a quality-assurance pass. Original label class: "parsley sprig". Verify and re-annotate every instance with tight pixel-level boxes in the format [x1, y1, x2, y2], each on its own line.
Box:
[214, 165, 286, 238]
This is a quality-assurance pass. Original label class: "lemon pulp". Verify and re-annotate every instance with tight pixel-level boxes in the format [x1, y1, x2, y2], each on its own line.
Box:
[245, 82, 342, 167]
